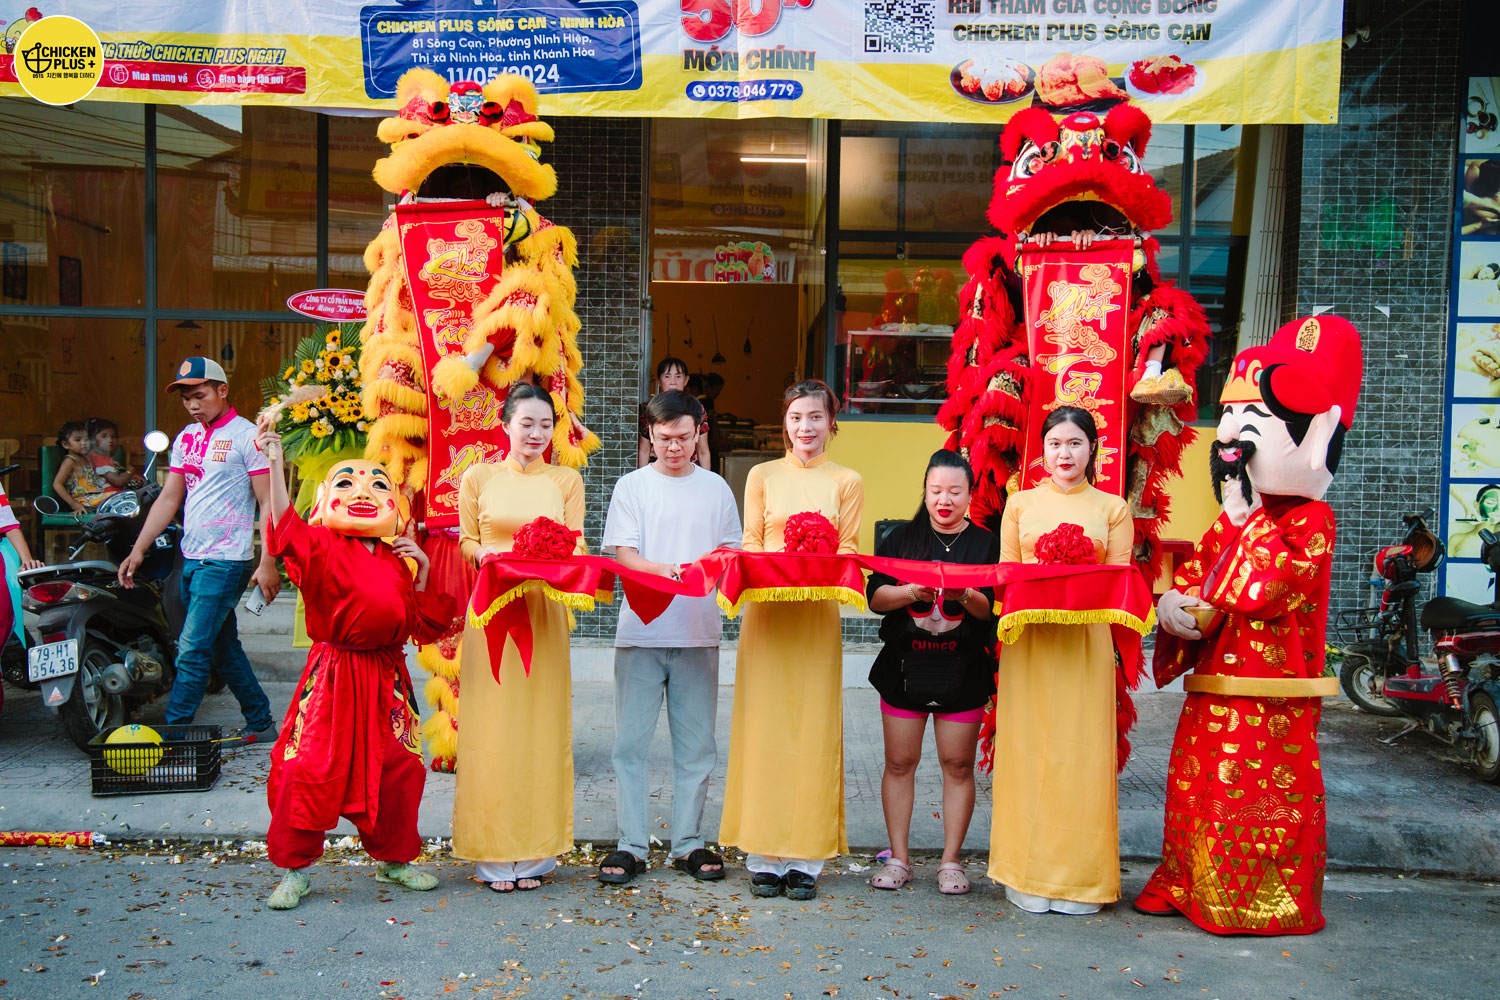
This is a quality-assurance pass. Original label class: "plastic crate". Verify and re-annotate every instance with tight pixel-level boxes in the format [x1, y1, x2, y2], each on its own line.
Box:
[87, 724, 222, 796]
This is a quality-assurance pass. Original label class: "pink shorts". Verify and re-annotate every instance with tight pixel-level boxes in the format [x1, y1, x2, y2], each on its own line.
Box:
[879, 697, 985, 724]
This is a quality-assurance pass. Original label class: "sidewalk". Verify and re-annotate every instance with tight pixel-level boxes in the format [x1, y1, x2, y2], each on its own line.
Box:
[4, 606, 1499, 878]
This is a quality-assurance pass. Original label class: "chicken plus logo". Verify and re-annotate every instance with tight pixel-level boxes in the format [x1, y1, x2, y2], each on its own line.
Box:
[13, 14, 102, 105]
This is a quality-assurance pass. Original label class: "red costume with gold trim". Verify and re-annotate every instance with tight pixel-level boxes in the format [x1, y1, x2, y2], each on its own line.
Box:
[1140, 498, 1336, 934]
[1135, 314, 1363, 935]
[266, 506, 453, 869]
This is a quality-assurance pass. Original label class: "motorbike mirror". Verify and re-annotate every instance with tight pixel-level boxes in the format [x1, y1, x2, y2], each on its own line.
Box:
[32, 495, 61, 516]
[143, 430, 170, 454]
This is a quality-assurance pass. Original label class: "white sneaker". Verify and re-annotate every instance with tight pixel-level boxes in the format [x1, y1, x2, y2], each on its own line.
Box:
[1004, 886, 1051, 914]
[1049, 898, 1102, 915]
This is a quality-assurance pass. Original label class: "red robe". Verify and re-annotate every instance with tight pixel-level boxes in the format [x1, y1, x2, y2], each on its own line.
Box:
[1138, 495, 1337, 935]
[266, 509, 452, 852]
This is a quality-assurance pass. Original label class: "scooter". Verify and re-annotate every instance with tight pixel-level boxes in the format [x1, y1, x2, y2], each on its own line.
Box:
[1333, 508, 1443, 717]
[11, 433, 185, 750]
[1395, 529, 1500, 782]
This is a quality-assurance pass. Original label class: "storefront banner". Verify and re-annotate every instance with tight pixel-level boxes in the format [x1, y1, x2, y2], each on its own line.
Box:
[0, 1, 1341, 124]
[1016, 241, 1134, 497]
[394, 199, 510, 527]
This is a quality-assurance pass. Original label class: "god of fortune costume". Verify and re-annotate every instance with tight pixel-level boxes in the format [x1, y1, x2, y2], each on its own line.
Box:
[1134, 315, 1363, 935]
[938, 105, 1209, 574]
[265, 460, 454, 888]
[359, 69, 598, 770]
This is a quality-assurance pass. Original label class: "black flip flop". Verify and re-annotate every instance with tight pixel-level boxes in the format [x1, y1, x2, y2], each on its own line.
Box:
[672, 848, 727, 881]
[597, 850, 643, 885]
[485, 879, 515, 893]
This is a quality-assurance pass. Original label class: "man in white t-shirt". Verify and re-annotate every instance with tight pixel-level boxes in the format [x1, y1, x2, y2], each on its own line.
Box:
[118, 357, 281, 745]
[598, 390, 741, 885]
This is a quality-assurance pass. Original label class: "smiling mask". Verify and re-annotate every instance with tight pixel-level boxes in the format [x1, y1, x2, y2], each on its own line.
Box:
[309, 460, 404, 538]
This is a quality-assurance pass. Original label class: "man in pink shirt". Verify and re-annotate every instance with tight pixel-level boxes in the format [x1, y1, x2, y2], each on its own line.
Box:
[118, 357, 282, 744]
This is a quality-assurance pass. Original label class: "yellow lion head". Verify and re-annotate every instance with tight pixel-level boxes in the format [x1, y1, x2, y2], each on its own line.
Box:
[372, 69, 558, 203]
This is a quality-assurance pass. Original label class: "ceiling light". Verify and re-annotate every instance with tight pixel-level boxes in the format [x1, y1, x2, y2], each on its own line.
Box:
[739, 155, 807, 164]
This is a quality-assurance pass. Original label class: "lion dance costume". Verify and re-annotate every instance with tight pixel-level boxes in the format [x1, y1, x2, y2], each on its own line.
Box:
[360, 69, 598, 770]
[1134, 315, 1362, 935]
[942, 105, 1211, 770]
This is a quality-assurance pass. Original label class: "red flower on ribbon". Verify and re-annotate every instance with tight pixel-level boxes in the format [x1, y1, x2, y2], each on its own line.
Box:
[1034, 522, 1097, 565]
[783, 511, 840, 554]
[511, 516, 580, 560]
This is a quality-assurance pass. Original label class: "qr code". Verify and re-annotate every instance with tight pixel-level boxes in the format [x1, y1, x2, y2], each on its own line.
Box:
[863, 0, 936, 54]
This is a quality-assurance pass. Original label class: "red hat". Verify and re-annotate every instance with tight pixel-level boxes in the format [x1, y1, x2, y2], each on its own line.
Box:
[1222, 316, 1362, 429]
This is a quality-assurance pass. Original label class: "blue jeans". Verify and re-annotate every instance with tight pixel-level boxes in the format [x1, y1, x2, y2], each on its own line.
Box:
[164, 558, 272, 730]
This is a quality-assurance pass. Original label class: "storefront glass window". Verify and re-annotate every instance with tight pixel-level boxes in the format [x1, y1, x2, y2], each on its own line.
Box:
[157, 106, 318, 310]
[647, 117, 824, 443]
[156, 319, 314, 430]
[1193, 125, 1243, 236]
[0, 100, 145, 308]
[328, 114, 393, 290]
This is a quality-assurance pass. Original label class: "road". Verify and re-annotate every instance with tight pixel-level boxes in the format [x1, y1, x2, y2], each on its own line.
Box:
[1, 847, 1496, 1000]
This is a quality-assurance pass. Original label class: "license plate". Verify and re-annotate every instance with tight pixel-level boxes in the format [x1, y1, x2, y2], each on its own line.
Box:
[27, 639, 79, 683]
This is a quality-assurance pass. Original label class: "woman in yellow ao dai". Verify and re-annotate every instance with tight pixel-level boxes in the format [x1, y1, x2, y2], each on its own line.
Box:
[452, 385, 586, 893]
[718, 380, 863, 901]
[991, 406, 1131, 915]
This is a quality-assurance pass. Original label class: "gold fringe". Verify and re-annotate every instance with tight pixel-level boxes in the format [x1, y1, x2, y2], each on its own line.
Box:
[716, 585, 868, 620]
[467, 579, 606, 630]
[993, 606, 1157, 644]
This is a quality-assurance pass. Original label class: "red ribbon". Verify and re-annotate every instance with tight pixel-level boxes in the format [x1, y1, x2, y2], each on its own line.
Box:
[468, 550, 1153, 682]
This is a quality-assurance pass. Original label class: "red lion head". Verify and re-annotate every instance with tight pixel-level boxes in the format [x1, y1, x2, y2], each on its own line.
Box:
[988, 105, 1171, 249]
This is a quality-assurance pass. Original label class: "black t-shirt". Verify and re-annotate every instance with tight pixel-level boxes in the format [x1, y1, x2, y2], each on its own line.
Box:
[866, 520, 999, 713]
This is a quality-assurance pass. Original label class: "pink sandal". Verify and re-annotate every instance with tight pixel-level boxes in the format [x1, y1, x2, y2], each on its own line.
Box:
[869, 858, 913, 890]
[936, 862, 970, 895]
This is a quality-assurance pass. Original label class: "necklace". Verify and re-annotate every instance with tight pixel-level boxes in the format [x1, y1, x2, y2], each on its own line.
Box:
[930, 522, 965, 554]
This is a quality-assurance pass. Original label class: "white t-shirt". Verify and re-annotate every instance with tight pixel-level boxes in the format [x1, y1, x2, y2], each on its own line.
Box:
[603, 463, 741, 648]
[0, 483, 18, 534]
[168, 408, 268, 562]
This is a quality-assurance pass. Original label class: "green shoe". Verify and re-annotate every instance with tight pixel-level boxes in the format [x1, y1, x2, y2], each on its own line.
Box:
[375, 861, 438, 891]
[268, 869, 312, 910]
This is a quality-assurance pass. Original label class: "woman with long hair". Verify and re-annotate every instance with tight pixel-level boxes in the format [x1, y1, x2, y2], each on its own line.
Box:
[718, 379, 863, 900]
[451, 383, 586, 892]
[866, 450, 996, 895]
[990, 405, 1132, 914]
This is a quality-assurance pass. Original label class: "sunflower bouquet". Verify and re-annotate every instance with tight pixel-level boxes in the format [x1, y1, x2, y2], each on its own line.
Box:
[259, 323, 368, 462]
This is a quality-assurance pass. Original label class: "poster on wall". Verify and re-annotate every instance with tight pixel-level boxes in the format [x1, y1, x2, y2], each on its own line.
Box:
[0, 1, 1342, 124]
[1441, 5, 1500, 601]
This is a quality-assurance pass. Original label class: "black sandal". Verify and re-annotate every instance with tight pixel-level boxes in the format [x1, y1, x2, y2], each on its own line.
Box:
[597, 850, 643, 885]
[672, 848, 727, 881]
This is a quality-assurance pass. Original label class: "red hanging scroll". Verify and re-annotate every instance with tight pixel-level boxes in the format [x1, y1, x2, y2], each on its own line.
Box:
[395, 199, 511, 527]
[1016, 240, 1136, 496]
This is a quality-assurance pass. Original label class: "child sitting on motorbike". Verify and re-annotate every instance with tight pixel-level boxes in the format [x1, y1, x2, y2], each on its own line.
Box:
[86, 418, 146, 490]
[52, 420, 120, 514]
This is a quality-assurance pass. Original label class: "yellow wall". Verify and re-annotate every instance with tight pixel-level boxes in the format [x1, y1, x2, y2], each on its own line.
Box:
[828, 421, 1220, 571]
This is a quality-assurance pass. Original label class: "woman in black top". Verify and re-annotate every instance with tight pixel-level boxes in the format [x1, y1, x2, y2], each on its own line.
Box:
[866, 450, 997, 896]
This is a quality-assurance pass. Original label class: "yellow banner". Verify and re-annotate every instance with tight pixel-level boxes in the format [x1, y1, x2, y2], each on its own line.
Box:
[0, 2, 1342, 124]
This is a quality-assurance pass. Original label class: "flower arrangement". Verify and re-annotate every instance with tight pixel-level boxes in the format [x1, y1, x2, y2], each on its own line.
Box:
[1035, 523, 1097, 565]
[259, 323, 367, 462]
[511, 516, 581, 560]
[783, 511, 840, 554]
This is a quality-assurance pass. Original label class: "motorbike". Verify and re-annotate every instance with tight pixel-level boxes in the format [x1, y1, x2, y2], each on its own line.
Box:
[6, 432, 186, 750]
[1334, 508, 1443, 718]
[1338, 507, 1500, 782]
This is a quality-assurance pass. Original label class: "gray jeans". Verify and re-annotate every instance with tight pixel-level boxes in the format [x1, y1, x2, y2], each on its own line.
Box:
[612, 646, 719, 860]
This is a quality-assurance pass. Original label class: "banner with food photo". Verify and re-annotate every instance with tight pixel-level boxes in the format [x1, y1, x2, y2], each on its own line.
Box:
[1, 0, 1341, 124]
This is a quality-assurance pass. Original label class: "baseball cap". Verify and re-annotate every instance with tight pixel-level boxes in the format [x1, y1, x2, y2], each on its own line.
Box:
[167, 356, 228, 392]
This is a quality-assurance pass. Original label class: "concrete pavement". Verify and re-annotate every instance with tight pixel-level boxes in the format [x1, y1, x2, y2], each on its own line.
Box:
[3, 604, 1499, 878]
